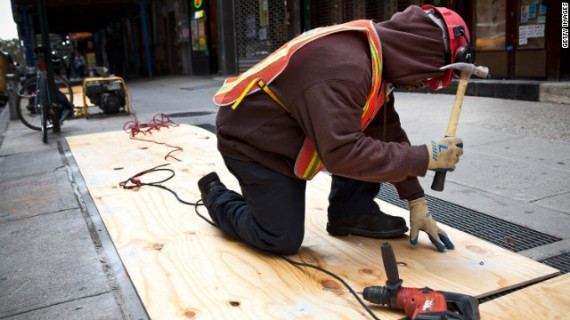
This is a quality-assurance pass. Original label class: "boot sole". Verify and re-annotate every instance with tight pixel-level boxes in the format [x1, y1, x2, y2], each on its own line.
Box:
[326, 223, 408, 238]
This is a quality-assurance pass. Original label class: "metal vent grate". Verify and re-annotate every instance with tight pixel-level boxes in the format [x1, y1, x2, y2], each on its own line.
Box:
[541, 253, 570, 274]
[378, 183, 561, 252]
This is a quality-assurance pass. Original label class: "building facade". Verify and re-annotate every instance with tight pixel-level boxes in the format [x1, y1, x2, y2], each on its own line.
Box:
[222, 0, 567, 80]
[11, 0, 567, 80]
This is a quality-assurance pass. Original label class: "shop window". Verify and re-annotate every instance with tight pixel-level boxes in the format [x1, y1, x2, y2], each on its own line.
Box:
[517, 0, 546, 49]
[475, 0, 506, 50]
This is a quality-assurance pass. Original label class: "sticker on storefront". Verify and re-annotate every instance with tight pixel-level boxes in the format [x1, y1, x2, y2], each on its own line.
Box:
[537, 16, 546, 24]
[521, 5, 529, 24]
[539, 5, 547, 15]
[529, 5, 537, 19]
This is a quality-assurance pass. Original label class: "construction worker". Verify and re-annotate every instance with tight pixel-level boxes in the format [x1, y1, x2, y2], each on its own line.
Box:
[199, 5, 472, 255]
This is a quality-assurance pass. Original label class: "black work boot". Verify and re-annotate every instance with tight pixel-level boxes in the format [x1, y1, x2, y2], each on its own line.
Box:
[197, 172, 226, 208]
[326, 208, 408, 238]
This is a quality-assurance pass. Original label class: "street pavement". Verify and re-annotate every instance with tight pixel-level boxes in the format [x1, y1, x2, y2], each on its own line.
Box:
[1, 75, 569, 319]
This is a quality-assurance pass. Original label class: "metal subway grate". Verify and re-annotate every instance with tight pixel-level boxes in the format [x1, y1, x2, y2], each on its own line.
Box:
[541, 253, 570, 274]
[378, 183, 561, 252]
[167, 112, 213, 118]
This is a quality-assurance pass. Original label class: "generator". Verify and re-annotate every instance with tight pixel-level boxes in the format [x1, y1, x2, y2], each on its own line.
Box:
[83, 77, 129, 115]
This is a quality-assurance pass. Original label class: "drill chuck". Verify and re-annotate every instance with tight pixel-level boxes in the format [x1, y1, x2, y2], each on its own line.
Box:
[362, 286, 391, 306]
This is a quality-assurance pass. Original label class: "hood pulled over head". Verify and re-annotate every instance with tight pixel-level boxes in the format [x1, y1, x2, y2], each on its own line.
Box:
[374, 5, 447, 86]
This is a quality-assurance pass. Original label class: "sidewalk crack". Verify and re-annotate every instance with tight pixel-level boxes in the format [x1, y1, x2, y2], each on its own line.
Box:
[0, 207, 80, 225]
[0, 291, 110, 319]
[530, 190, 570, 203]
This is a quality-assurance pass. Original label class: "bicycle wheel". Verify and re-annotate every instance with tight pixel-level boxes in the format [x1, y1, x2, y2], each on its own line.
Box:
[39, 74, 49, 143]
[16, 74, 74, 131]
[16, 76, 42, 130]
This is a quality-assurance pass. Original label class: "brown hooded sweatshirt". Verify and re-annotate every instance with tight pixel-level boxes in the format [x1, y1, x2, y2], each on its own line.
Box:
[215, 5, 447, 200]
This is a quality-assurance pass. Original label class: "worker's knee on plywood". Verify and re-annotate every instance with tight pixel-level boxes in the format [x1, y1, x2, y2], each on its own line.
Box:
[266, 233, 303, 255]
[272, 238, 303, 255]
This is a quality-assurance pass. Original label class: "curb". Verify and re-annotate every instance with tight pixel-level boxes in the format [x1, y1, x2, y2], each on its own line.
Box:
[395, 80, 570, 105]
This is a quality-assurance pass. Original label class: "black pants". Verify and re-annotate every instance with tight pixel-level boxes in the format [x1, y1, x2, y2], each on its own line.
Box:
[206, 157, 382, 255]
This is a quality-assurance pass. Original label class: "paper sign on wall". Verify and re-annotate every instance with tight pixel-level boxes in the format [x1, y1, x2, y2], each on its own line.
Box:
[535, 24, 545, 37]
[518, 26, 528, 45]
[518, 24, 545, 44]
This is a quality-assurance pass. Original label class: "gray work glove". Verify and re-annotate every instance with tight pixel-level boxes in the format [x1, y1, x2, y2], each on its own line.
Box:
[426, 137, 464, 172]
[408, 197, 454, 252]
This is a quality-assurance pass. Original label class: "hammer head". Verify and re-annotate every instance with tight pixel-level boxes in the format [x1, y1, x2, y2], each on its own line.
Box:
[440, 62, 489, 79]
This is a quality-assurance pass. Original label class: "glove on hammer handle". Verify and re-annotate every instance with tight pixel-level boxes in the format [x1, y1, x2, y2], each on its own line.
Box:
[431, 78, 468, 192]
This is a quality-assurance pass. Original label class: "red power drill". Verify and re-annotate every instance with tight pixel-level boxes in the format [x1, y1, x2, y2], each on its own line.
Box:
[362, 242, 480, 320]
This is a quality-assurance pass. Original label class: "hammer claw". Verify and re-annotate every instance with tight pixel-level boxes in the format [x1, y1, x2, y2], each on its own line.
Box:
[440, 62, 489, 78]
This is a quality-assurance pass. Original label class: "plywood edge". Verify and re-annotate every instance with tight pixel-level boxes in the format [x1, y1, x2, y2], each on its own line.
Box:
[479, 273, 570, 320]
[476, 271, 561, 299]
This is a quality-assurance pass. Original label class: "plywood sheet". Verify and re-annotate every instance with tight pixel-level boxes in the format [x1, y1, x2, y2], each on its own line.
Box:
[66, 124, 559, 320]
[480, 274, 570, 319]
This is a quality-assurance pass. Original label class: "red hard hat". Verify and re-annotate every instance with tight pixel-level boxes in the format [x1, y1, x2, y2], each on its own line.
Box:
[422, 5, 474, 90]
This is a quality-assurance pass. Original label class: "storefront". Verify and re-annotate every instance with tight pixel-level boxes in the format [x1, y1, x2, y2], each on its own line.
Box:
[222, 0, 566, 80]
[10, 0, 566, 79]
[189, 0, 218, 75]
[472, 0, 565, 80]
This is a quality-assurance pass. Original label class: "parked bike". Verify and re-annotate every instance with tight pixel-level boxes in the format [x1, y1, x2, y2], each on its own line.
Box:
[16, 50, 74, 143]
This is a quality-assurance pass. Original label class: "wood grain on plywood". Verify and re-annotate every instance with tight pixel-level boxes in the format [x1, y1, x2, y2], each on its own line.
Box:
[66, 124, 559, 319]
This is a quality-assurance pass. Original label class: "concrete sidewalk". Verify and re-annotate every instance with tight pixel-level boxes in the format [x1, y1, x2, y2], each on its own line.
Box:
[0, 75, 568, 319]
[0, 107, 138, 319]
[0, 75, 219, 320]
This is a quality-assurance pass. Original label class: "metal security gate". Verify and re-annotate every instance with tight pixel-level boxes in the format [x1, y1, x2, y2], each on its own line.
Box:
[234, 0, 289, 73]
[232, 0, 428, 73]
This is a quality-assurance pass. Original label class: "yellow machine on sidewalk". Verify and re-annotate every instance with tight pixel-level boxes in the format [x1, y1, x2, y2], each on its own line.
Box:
[79, 76, 130, 116]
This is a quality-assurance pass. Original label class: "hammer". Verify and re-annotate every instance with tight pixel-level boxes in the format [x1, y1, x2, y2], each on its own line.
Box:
[431, 62, 489, 192]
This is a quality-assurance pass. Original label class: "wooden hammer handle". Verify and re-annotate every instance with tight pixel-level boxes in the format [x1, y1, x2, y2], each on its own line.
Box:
[431, 78, 469, 192]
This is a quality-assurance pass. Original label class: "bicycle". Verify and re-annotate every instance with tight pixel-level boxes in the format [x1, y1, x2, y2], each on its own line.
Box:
[16, 66, 74, 143]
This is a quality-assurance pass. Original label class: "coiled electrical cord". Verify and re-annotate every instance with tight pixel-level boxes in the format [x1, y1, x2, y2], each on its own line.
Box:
[119, 164, 214, 227]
